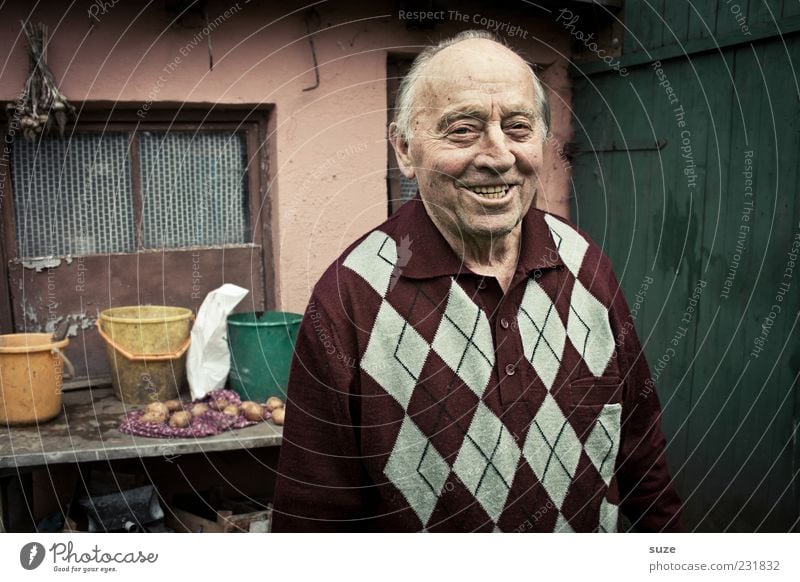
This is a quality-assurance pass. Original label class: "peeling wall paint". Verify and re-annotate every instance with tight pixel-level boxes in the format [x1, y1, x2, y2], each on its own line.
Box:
[20, 257, 63, 272]
[19, 308, 97, 336]
[23, 303, 39, 327]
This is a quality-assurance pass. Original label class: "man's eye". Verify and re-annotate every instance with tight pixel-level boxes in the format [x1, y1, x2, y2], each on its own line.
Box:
[450, 126, 477, 135]
[505, 123, 534, 138]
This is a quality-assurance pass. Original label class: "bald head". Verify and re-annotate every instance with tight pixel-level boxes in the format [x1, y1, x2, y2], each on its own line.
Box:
[393, 31, 549, 141]
[425, 37, 531, 81]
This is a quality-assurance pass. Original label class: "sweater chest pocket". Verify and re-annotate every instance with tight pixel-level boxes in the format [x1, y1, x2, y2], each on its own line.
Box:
[569, 375, 622, 408]
[562, 376, 623, 531]
[567, 376, 623, 487]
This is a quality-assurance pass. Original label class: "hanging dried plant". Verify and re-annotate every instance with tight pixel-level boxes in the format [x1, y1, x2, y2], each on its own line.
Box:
[5, 21, 76, 141]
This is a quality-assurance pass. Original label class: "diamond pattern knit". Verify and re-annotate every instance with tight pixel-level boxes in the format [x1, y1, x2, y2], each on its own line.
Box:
[273, 198, 683, 533]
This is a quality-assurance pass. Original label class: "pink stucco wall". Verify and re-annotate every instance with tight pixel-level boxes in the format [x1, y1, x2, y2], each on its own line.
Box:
[0, 0, 573, 314]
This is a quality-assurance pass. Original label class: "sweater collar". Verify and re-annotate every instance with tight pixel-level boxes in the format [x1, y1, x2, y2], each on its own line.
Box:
[392, 194, 564, 280]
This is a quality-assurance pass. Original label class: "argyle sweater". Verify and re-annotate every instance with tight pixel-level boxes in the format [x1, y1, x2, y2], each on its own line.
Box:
[272, 197, 684, 532]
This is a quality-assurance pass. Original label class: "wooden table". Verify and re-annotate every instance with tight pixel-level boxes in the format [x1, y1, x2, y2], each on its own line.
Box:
[0, 387, 283, 531]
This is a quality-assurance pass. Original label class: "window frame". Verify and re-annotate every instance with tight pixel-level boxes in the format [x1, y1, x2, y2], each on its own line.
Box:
[0, 105, 277, 333]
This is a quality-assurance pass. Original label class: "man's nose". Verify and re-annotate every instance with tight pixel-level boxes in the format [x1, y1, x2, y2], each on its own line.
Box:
[474, 125, 515, 173]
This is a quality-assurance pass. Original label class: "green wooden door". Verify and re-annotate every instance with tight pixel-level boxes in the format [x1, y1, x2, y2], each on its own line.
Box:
[570, 0, 800, 531]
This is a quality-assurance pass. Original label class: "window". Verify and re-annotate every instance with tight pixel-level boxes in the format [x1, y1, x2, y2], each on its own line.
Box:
[10, 121, 253, 258]
[0, 108, 275, 380]
[13, 132, 134, 257]
[387, 55, 417, 215]
[139, 131, 249, 249]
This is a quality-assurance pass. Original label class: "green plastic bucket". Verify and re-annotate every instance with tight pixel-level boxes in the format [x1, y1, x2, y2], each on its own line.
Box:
[226, 311, 302, 402]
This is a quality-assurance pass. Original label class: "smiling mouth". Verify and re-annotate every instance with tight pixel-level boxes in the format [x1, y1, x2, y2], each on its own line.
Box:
[464, 184, 516, 200]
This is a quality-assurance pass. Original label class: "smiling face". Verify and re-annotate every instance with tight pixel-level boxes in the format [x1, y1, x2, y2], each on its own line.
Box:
[392, 39, 545, 250]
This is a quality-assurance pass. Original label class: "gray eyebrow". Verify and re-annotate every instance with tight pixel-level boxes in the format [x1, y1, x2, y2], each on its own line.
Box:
[504, 108, 536, 120]
[436, 109, 486, 132]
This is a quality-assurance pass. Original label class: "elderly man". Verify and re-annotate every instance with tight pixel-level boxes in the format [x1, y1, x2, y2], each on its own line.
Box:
[272, 31, 683, 532]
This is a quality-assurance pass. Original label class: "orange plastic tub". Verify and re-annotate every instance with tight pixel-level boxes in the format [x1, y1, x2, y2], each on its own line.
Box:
[0, 333, 71, 425]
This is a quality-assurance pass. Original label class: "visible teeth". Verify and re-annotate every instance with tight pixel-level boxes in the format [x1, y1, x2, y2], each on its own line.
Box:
[468, 185, 511, 199]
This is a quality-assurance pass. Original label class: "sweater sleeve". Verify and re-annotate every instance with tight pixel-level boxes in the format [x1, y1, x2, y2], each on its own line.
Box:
[271, 291, 375, 532]
[607, 268, 686, 532]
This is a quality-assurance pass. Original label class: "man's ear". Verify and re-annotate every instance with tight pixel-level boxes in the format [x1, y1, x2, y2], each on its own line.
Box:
[389, 122, 416, 180]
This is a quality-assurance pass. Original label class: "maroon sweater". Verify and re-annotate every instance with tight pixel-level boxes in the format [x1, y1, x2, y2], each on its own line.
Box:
[272, 198, 683, 532]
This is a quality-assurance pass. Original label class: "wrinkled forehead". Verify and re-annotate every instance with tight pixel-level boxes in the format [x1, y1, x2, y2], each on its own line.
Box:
[416, 42, 537, 118]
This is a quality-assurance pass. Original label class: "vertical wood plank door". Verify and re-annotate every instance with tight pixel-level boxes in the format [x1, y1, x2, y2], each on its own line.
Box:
[571, 0, 800, 531]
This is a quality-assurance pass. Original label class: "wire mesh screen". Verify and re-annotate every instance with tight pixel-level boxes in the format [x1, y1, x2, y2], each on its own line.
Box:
[139, 131, 250, 249]
[11, 133, 135, 258]
[400, 176, 417, 203]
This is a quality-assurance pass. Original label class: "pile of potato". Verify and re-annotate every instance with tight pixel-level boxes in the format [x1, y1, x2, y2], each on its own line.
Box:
[138, 396, 286, 427]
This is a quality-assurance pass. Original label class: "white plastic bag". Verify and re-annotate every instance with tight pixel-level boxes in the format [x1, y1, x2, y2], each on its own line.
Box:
[187, 284, 249, 400]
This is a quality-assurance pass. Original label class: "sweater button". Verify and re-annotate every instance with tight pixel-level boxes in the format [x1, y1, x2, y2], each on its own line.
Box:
[505, 363, 516, 376]
[500, 317, 510, 329]
[478, 279, 487, 290]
